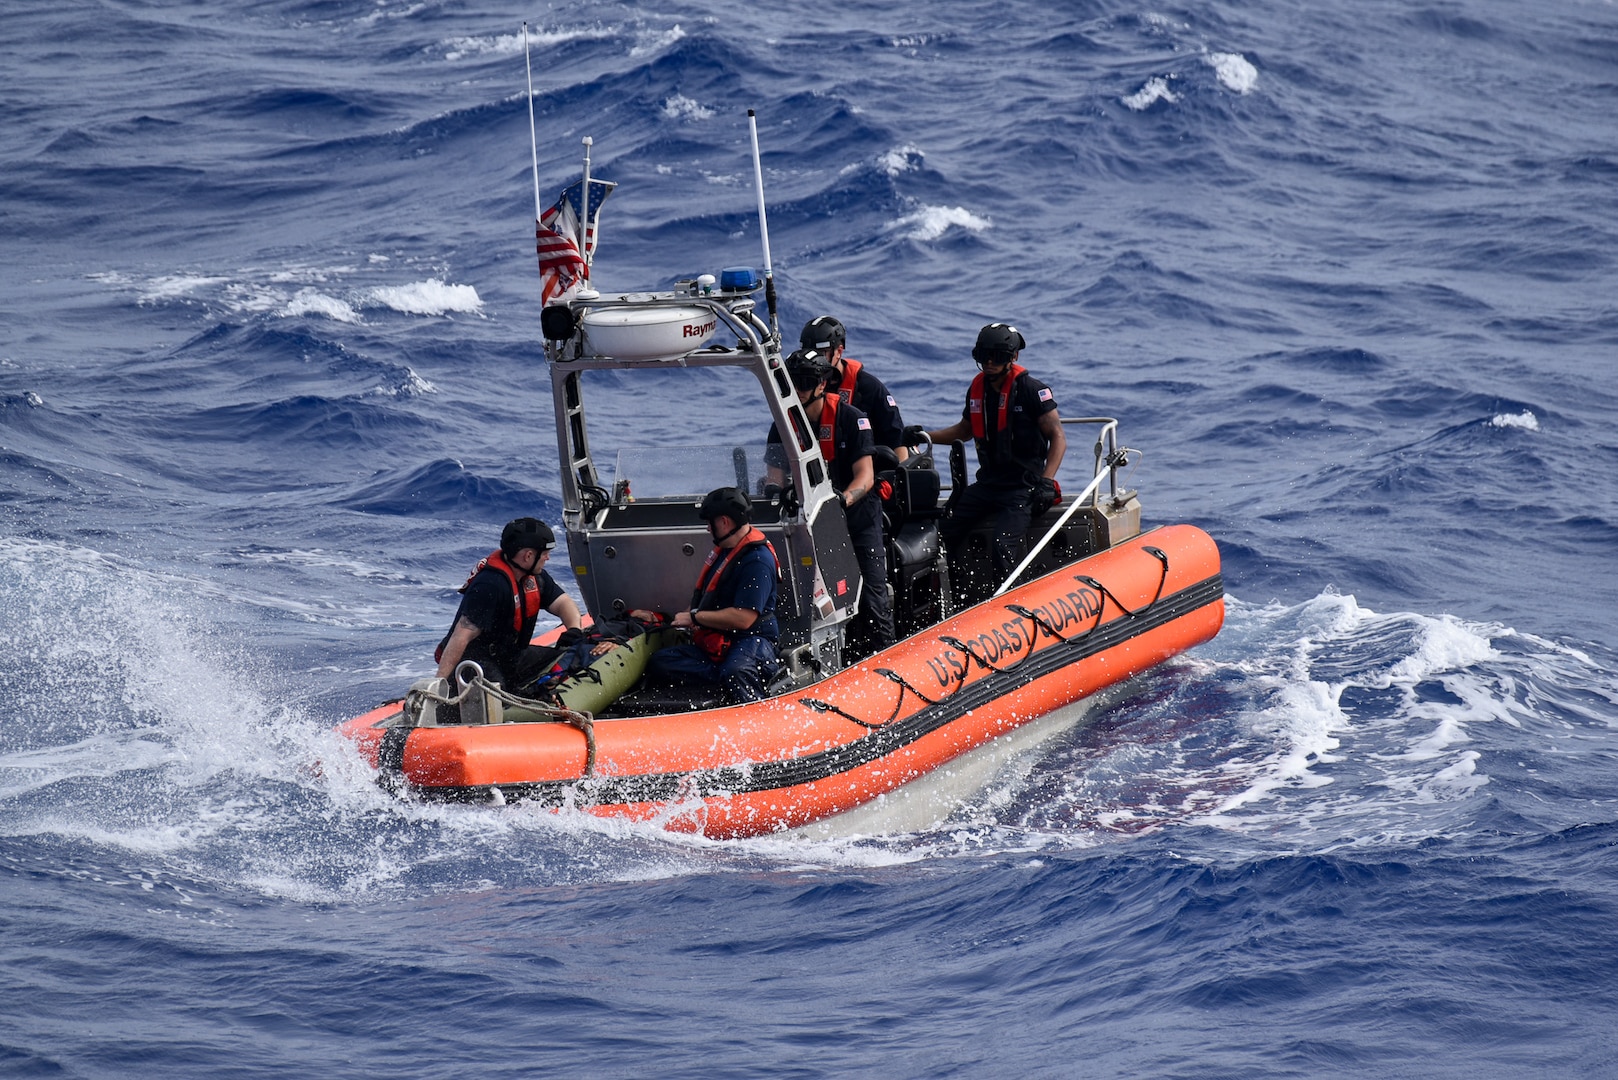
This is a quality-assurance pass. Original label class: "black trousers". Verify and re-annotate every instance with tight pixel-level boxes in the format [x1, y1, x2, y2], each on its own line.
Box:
[940, 480, 1033, 592]
[848, 508, 895, 651]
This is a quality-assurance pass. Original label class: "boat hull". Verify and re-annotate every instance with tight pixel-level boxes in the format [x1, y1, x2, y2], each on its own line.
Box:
[336, 524, 1223, 838]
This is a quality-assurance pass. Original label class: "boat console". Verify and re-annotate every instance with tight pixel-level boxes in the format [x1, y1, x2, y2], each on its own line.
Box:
[544, 285, 864, 683]
[541, 276, 1145, 691]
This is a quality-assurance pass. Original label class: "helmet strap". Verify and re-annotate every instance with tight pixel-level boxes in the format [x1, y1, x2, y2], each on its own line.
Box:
[711, 517, 744, 546]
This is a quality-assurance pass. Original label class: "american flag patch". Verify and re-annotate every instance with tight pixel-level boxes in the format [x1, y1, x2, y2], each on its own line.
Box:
[857, 417, 871, 430]
[886, 395, 897, 407]
[1038, 387, 1053, 402]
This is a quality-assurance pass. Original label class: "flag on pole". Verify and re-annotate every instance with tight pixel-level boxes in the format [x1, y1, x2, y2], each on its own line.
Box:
[536, 178, 617, 306]
[565, 177, 616, 265]
[536, 208, 585, 307]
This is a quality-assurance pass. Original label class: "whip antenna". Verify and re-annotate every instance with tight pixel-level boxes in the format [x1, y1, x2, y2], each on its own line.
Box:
[523, 23, 541, 221]
[581, 136, 594, 269]
[746, 109, 779, 343]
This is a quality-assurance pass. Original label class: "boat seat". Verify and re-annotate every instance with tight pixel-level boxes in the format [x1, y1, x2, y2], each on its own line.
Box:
[879, 447, 942, 537]
[893, 458, 941, 519]
[890, 518, 941, 571]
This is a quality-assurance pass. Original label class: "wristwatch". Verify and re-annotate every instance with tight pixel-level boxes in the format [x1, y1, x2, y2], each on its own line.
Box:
[689, 607, 701, 626]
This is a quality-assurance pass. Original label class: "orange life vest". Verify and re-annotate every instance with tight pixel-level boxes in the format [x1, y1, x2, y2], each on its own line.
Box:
[815, 392, 842, 464]
[833, 356, 863, 405]
[689, 527, 780, 661]
[967, 363, 1029, 440]
[464, 549, 543, 633]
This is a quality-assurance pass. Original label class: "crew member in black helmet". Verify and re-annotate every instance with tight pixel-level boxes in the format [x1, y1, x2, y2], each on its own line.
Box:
[907, 322, 1066, 592]
[635, 487, 782, 703]
[434, 517, 583, 692]
[766, 348, 896, 652]
[800, 314, 910, 463]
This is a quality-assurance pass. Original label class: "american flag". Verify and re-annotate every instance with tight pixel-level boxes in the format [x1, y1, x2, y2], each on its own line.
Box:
[536, 178, 616, 306]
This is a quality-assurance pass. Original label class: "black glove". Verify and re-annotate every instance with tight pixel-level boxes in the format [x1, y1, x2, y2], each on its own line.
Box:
[1031, 476, 1061, 517]
[901, 424, 927, 446]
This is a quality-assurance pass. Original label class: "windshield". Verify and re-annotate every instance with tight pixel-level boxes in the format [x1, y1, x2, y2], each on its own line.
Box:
[578, 364, 785, 501]
[611, 444, 778, 501]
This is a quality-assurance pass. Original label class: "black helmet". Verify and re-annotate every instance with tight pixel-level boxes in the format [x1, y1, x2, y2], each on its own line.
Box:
[785, 347, 835, 393]
[500, 517, 556, 557]
[800, 315, 846, 354]
[972, 322, 1026, 365]
[698, 486, 751, 524]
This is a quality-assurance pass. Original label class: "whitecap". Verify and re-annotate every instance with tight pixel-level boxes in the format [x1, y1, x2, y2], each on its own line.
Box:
[662, 94, 714, 121]
[1123, 77, 1179, 111]
[887, 205, 990, 241]
[1489, 410, 1539, 431]
[356, 2, 427, 29]
[367, 368, 437, 397]
[364, 279, 483, 317]
[1387, 613, 1500, 683]
[221, 281, 292, 314]
[442, 25, 614, 61]
[630, 25, 685, 58]
[1208, 51, 1258, 94]
[878, 145, 924, 177]
[281, 288, 361, 323]
[136, 274, 229, 303]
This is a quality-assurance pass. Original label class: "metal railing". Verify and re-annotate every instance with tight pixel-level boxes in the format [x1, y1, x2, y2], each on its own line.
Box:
[992, 417, 1137, 596]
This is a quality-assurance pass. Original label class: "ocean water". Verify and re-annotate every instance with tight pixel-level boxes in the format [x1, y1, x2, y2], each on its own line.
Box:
[5, 0, 1618, 1075]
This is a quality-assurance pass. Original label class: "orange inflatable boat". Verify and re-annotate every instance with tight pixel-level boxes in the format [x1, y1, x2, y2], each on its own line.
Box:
[333, 146, 1224, 836]
[336, 524, 1221, 838]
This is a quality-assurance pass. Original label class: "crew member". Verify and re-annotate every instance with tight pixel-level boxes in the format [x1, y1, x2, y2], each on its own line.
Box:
[435, 517, 583, 693]
[767, 348, 895, 652]
[908, 322, 1066, 594]
[801, 315, 910, 463]
[635, 487, 782, 703]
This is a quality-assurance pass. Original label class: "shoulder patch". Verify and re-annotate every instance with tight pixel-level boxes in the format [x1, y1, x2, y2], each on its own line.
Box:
[1037, 387, 1053, 402]
[856, 417, 872, 430]
[886, 395, 897, 407]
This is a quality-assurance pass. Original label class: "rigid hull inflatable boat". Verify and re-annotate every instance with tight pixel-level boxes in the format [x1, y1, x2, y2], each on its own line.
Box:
[334, 115, 1224, 837]
[339, 524, 1221, 837]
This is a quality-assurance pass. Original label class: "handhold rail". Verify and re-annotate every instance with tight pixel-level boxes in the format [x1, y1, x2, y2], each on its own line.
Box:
[993, 417, 1136, 596]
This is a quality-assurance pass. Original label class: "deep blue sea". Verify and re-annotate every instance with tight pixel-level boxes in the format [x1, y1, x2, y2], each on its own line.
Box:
[5, 0, 1618, 1075]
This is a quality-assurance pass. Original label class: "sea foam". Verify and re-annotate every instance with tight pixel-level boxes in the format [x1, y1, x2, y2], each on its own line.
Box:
[365, 279, 483, 317]
[1123, 77, 1179, 111]
[888, 205, 990, 241]
[1208, 52, 1259, 94]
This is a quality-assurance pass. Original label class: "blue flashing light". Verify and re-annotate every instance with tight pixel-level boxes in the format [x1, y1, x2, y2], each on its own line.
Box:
[718, 266, 763, 293]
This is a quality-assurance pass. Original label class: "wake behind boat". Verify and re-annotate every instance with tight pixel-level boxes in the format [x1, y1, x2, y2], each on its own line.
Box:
[333, 92, 1224, 838]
